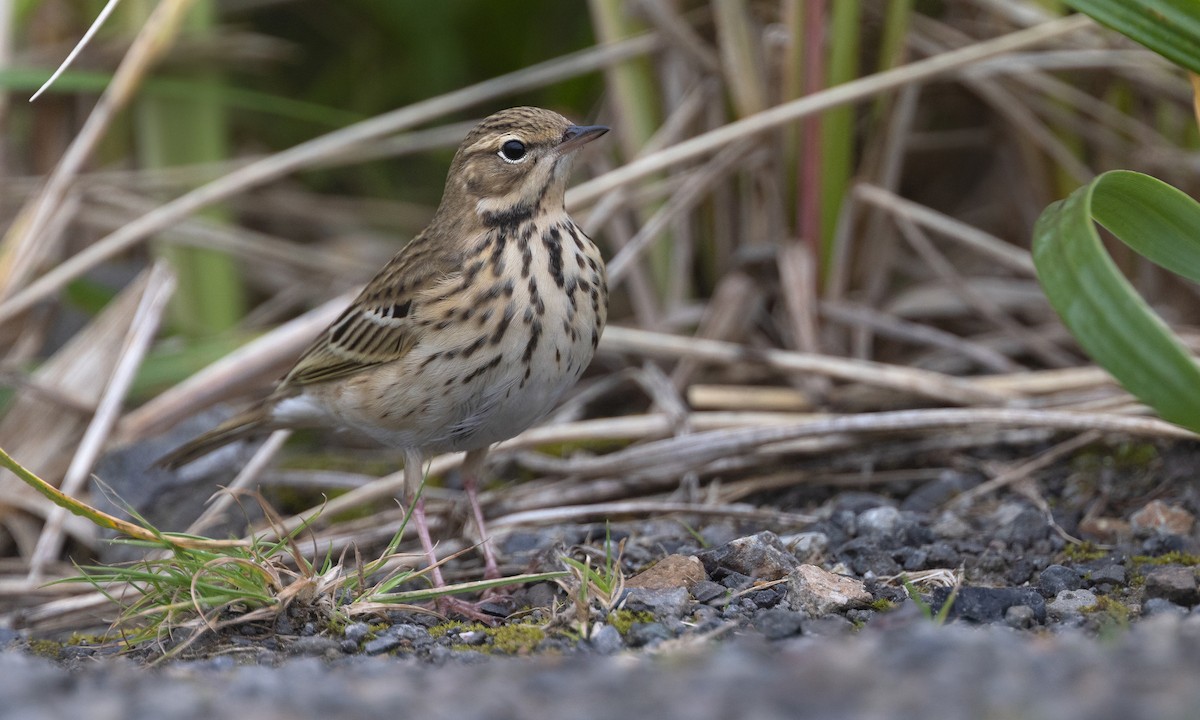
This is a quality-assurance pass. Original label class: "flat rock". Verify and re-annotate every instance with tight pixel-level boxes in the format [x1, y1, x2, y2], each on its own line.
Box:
[1087, 564, 1127, 587]
[1144, 566, 1199, 606]
[1131, 501, 1195, 536]
[624, 587, 692, 618]
[786, 565, 870, 617]
[1047, 589, 1099, 620]
[698, 531, 798, 581]
[1038, 565, 1082, 597]
[626, 554, 706, 589]
[931, 586, 1047, 624]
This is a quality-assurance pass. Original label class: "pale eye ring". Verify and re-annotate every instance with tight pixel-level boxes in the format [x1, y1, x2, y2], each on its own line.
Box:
[498, 139, 527, 163]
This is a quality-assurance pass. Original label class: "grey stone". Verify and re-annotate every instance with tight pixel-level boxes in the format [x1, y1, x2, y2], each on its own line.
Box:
[931, 587, 1047, 624]
[362, 634, 403, 655]
[785, 532, 829, 561]
[343, 622, 371, 644]
[752, 608, 806, 640]
[691, 580, 728, 604]
[588, 624, 624, 654]
[1038, 565, 1083, 597]
[858, 506, 902, 538]
[1005, 605, 1037, 630]
[787, 565, 871, 617]
[626, 622, 672, 647]
[624, 587, 691, 618]
[1144, 567, 1199, 606]
[803, 615, 855, 636]
[697, 531, 799, 580]
[1142, 598, 1187, 617]
[391, 624, 431, 643]
[0, 629, 19, 648]
[290, 636, 343, 656]
[1047, 589, 1099, 620]
[1088, 564, 1127, 587]
[991, 504, 1050, 548]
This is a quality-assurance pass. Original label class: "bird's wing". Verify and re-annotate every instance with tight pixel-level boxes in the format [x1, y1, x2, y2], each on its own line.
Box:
[281, 237, 459, 387]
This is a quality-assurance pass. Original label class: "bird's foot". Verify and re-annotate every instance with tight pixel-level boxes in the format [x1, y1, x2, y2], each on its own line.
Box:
[433, 594, 511, 625]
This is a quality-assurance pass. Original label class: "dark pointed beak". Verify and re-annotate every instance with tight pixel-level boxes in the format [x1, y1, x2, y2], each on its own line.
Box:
[559, 124, 609, 153]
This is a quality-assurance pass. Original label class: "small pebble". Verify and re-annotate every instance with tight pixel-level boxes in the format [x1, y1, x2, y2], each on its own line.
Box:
[1144, 567, 1199, 606]
[457, 631, 487, 646]
[1005, 605, 1037, 630]
[857, 506, 902, 538]
[1047, 589, 1099, 620]
[697, 532, 799, 581]
[625, 587, 691, 618]
[752, 608, 806, 640]
[1038, 565, 1083, 597]
[362, 635, 403, 656]
[588, 624, 623, 654]
[1088, 565, 1127, 587]
[691, 580, 728, 604]
[626, 623, 672, 647]
[343, 622, 371, 644]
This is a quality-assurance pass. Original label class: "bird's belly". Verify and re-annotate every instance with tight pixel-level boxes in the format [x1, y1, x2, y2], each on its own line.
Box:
[304, 303, 599, 454]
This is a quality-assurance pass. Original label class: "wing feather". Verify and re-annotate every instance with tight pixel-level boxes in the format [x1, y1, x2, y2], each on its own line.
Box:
[281, 236, 459, 387]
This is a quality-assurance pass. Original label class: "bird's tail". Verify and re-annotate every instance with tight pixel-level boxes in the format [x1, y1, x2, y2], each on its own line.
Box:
[156, 406, 272, 469]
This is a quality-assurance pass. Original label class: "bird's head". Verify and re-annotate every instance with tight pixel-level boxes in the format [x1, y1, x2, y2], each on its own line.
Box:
[442, 107, 608, 227]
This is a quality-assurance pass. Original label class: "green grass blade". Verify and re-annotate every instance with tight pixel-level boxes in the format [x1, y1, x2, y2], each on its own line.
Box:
[1064, 0, 1200, 73]
[1032, 170, 1200, 432]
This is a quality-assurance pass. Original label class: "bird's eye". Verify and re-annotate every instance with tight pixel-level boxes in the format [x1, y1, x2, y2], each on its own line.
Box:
[498, 139, 527, 163]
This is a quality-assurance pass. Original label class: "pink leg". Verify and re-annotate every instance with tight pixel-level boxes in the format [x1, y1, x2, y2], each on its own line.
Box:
[404, 449, 497, 622]
[462, 448, 501, 580]
[410, 495, 446, 588]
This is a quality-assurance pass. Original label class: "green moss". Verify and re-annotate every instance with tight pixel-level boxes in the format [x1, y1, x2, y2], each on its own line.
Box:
[1111, 442, 1160, 468]
[485, 622, 545, 654]
[441, 620, 546, 655]
[1084, 595, 1132, 637]
[1071, 442, 1159, 473]
[1084, 595, 1132, 622]
[1131, 551, 1200, 567]
[428, 620, 475, 638]
[66, 633, 107, 646]
[608, 609, 655, 636]
[869, 598, 895, 612]
[26, 639, 63, 660]
[1062, 542, 1108, 563]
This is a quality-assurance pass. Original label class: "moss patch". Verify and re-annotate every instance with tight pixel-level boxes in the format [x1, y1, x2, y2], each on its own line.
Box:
[26, 639, 63, 660]
[486, 622, 546, 654]
[1062, 542, 1108, 563]
[1131, 551, 1200, 567]
[609, 609, 655, 636]
[870, 598, 895, 612]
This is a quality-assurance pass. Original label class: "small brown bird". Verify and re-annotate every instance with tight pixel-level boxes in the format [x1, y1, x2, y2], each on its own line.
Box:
[162, 107, 609, 608]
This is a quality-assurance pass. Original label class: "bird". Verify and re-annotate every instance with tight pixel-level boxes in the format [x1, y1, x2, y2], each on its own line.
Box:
[160, 106, 610, 614]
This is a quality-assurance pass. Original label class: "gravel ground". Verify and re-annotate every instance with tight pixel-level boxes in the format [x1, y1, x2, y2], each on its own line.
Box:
[4, 615, 1200, 720]
[6, 439, 1200, 717]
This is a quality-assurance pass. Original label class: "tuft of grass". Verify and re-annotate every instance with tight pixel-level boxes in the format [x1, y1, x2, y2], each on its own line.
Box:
[557, 523, 627, 639]
[0, 448, 560, 658]
[902, 575, 958, 625]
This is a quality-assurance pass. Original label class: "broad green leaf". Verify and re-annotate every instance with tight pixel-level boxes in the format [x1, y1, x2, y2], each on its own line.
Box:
[1064, 0, 1200, 74]
[1033, 170, 1200, 432]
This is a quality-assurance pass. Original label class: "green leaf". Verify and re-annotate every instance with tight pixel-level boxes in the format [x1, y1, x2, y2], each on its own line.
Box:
[1032, 170, 1200, 432]
[1064, 0, 1200, 74]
